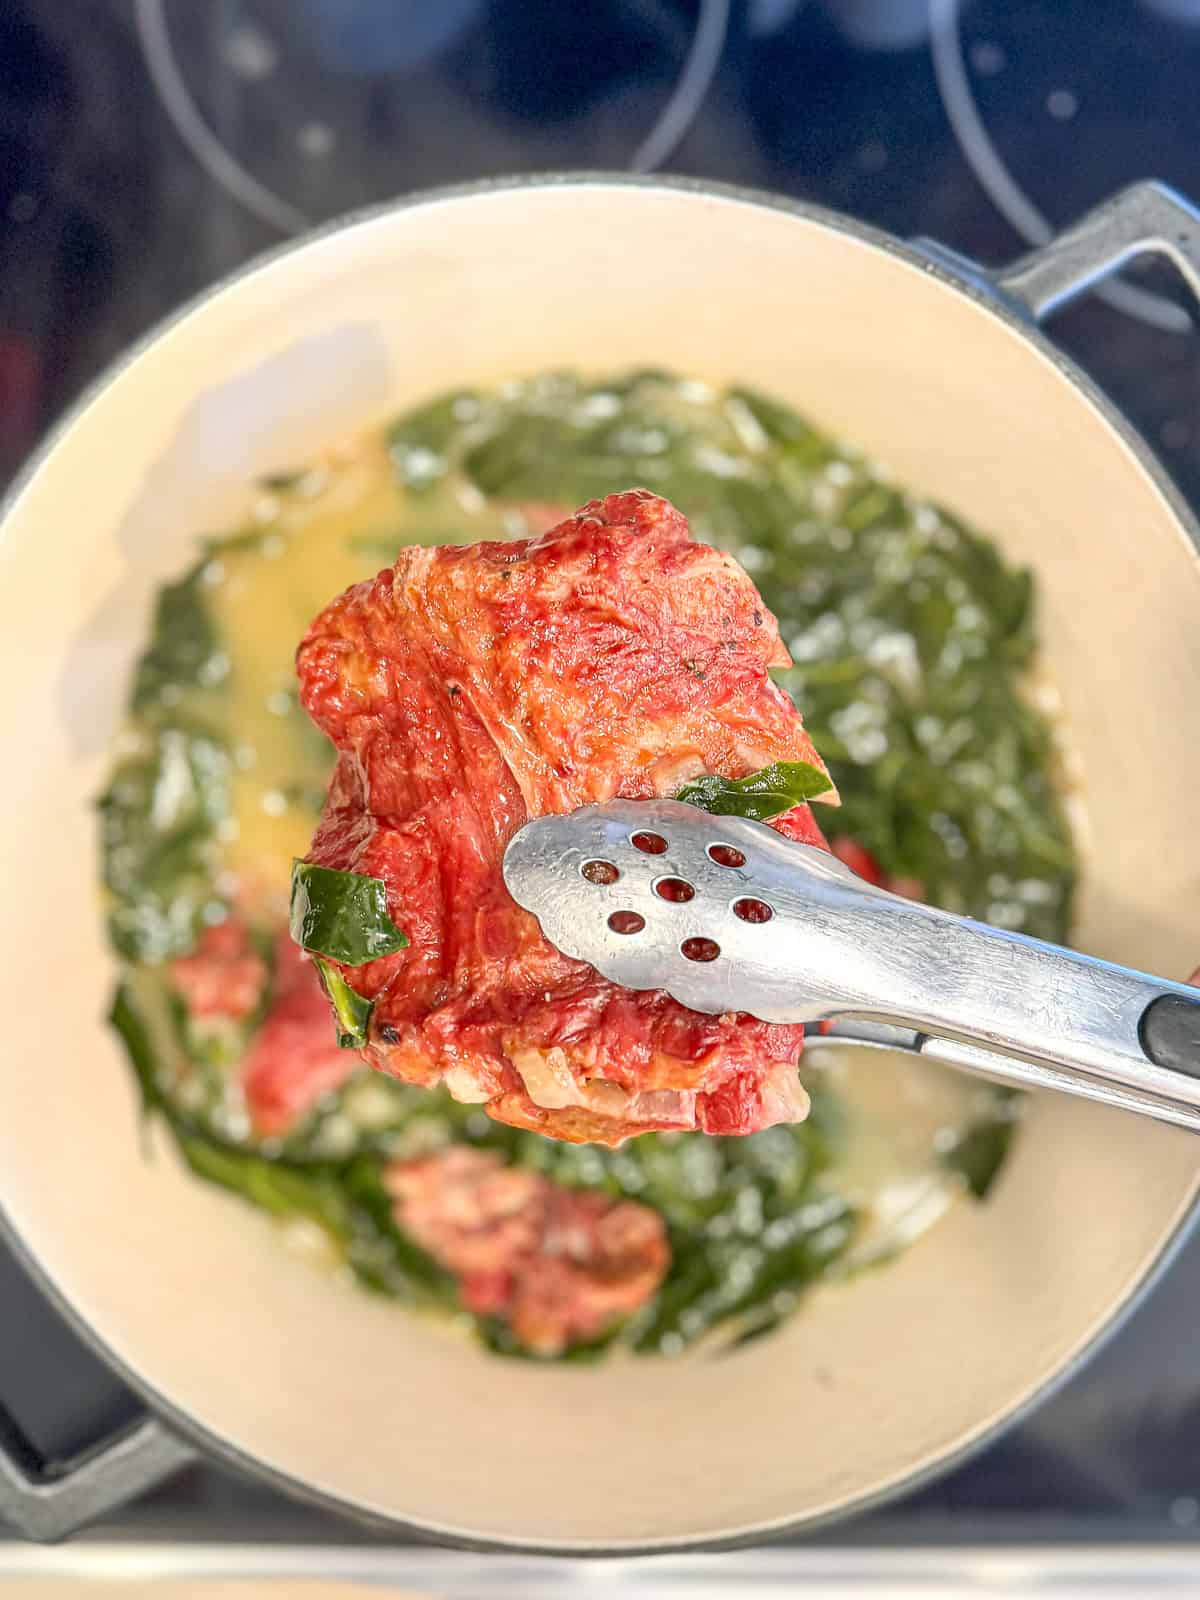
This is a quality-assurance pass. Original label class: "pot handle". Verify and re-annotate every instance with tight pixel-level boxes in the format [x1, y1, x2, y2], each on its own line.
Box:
[917, 180, 1200, 324]
[0, 1402, 194, 1542]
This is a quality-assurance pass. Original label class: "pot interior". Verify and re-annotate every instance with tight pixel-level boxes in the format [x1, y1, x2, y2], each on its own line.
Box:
[0, 180, 1198, 1549]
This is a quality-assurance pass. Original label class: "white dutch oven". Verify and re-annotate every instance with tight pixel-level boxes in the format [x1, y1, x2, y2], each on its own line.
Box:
[1, 176, 1199, 1551]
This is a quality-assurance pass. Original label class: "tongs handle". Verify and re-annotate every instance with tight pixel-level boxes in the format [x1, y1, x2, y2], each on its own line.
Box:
[813, 870, 1200, 1131]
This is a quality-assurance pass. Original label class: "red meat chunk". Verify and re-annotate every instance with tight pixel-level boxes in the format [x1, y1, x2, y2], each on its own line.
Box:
[296, 489, 838, 1146]
[168, 920, 268, 1023]
[240, 934, 362, 1137]
[386, 1147, 669, 1355]
[170, 920, 360, 1137]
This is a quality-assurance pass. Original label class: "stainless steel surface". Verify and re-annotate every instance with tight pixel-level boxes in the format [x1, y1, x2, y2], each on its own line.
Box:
[504, 799, 1200, 1131]
[991, 180, 1200, 321]
[9, 1541, 1200, 1593]
[929, 4, 1197, 333]
[0, 1416, 193, 1544]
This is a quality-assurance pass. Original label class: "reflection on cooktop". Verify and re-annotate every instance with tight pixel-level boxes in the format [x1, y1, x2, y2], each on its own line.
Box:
[2, 0, 1200, 1544]
[132, 0, 749, 230]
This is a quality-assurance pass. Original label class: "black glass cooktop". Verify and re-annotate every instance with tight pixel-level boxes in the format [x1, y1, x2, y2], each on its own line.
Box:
[4, 0, 1200, 1548]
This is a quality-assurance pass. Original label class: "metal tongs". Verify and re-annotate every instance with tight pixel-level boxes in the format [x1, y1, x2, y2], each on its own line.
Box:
[503, 800, 1200, 1134]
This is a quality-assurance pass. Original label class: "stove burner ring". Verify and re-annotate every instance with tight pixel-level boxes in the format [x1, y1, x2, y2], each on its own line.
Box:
[134, 0, 731, 237]
[930, 0, 1190, 333]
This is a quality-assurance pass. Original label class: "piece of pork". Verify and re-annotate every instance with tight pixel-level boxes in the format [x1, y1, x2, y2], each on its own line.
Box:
[386, 1146, 669, 1355]
[296, 489, 837, 1145]
[170, 921, 359, 1137]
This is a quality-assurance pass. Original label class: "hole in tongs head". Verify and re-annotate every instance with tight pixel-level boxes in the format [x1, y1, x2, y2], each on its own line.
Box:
[708, 843, 746, 869]
[681, 936, 720, 963]
[582, 859, 619, 885]
[632, 831, 668, 855]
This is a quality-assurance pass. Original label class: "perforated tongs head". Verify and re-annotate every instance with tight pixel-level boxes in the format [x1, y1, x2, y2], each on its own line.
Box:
[503, 799, 1200, 1134]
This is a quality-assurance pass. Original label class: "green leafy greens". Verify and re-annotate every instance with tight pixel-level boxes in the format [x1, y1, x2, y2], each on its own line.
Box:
[131, 561, 227, 713]
[99, 727, 230, 963]
[289, 862, 408, 1049]
[313, 955, 374, 1049]
[289, 862, 408, 965]
[941, 1095, 1019, 1200]
[676, 759, 833, 822]
[101, 365, 1059, 1363]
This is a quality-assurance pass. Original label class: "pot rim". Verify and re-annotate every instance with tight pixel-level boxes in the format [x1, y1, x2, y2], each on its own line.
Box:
[2, 169, 1198, 1555]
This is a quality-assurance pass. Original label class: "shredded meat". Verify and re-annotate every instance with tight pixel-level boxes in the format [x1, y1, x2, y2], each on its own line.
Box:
[386, 1147, 669, 1354]
[239, 934, 361, 1136]
[296, 489, 837, 1145]
[169, 920, 268, 1022]
[171, 920, 359, 1137]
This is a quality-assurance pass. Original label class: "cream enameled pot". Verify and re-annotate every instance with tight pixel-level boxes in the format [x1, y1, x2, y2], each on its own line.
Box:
[1, 175, 1199, 1551]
